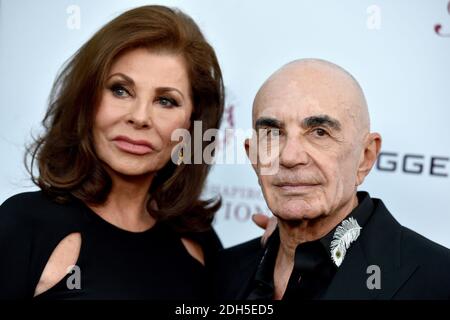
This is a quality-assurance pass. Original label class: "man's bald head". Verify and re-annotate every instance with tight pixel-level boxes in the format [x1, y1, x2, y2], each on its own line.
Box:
[253, 59, 370, 140]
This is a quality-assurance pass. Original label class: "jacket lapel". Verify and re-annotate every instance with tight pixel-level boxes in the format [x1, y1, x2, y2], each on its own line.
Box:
[236, 248, 266, 299]
[323, 199, 418, 300]
[322, 238, 379, 299]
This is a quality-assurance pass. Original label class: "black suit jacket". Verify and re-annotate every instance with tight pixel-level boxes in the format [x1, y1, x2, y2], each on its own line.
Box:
[213, 198, 450, 300]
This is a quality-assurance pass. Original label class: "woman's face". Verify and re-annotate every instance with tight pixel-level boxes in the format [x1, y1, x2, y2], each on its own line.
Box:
[93, 48, 193, 177]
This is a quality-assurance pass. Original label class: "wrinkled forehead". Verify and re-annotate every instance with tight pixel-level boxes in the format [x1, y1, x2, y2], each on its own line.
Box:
[253, 80, 358, 130]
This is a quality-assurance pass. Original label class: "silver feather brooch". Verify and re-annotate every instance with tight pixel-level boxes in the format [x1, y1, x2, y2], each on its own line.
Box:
[330, 217, 362, 267]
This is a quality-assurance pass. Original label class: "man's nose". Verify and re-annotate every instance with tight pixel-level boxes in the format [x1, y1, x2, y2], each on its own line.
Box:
[279, 134, 310, 168]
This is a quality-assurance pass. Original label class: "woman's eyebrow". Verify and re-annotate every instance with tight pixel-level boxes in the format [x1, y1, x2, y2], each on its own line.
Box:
[107, 72, 134, 84]
[155, 87, 185, 99]
[106, 75, 185, 99]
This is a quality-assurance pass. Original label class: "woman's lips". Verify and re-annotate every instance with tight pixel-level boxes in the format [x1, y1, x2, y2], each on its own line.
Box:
[112, 136, 154, 155]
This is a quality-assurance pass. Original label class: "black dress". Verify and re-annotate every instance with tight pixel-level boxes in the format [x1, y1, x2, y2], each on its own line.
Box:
[0, 191, 222, 300]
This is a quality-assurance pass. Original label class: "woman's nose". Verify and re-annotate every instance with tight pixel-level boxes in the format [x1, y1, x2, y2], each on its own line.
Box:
[127, 100, 153, 129]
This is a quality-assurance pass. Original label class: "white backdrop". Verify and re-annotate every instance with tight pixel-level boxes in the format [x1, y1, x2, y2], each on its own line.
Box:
[1, 0, 449, 248]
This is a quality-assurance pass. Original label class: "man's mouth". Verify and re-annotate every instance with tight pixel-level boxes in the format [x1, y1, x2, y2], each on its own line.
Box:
[274, 182, 320, 193]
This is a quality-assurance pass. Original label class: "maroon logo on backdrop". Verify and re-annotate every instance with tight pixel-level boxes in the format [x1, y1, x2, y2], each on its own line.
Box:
[215, 103, 236, 153]
[434, 1, 450, 37]
[225, 104, 235, 128]
[223, 104, 235, 147]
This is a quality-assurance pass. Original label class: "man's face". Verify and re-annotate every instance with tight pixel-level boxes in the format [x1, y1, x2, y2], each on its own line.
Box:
[250, 70, 366, 222]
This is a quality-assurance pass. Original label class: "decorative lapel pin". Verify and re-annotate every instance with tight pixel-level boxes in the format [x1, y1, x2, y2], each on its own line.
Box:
[330, 217, 362, 267]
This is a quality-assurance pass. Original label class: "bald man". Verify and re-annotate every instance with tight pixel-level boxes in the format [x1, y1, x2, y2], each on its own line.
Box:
[213, 59, 450, 300]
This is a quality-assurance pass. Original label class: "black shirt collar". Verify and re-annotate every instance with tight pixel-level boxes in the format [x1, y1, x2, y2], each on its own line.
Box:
[247, 191, 375, 300]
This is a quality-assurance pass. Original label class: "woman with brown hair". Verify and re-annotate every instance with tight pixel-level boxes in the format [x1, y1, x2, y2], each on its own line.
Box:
[0, 5, 226, 299]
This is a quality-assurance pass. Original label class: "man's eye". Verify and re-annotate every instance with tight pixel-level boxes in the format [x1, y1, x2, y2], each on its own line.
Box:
[313, 128, 328, 137]
[158, 97, 179, 108]
[110, 85, 130, 98]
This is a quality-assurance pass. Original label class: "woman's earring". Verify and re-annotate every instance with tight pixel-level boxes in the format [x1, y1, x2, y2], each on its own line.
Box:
[177, 146, 184, 165]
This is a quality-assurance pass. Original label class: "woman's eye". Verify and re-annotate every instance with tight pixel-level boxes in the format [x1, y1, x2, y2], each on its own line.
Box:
[158, 97, 179, 108]
[268, 128, 280, 138]
[110, 85, 130, 98]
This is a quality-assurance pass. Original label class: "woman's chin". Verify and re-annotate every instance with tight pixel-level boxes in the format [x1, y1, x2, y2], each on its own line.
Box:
[105, 163, 157, 178]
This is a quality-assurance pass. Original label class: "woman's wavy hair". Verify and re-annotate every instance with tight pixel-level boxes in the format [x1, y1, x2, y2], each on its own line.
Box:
[26, 5, 224, 232]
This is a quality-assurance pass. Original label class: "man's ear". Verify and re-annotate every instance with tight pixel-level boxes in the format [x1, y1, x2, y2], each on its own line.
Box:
[245, 137, 258, 172]
[356, 132, 382, 186]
